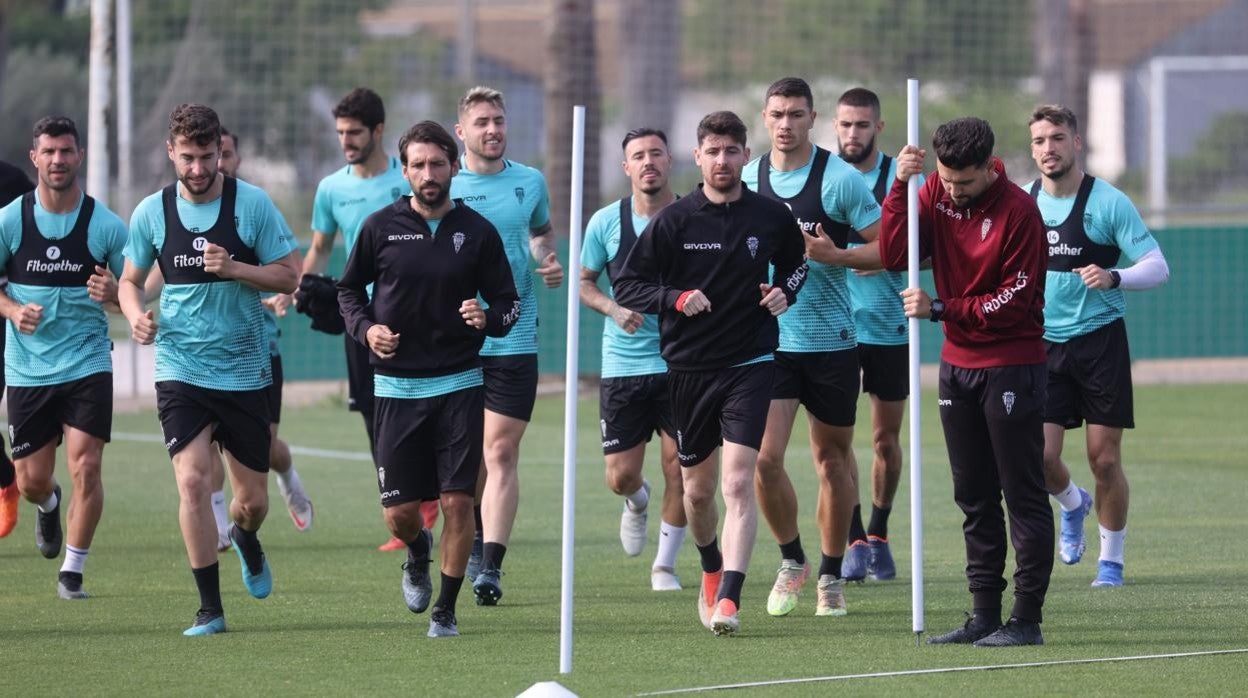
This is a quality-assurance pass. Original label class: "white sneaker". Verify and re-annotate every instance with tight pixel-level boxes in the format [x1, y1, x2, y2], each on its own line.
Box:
[619, 479, 650, 556]
[277, 474, 314, 532]
[815, 574, 848, 617]
[651, 566, 682, 591]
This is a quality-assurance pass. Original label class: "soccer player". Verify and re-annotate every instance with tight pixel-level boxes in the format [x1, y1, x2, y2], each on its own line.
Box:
[0, 159, 34, 539]
[741, 77, 881, 617]
[119, 103, 299, 636]
[834, 87, 920, 582]
[580, 127, 686, 591]
[296, 88, 420, 552]
[615, 110, 808, 636]
[338, 120, 520, 638]
[1027, 105, 1169, 587]
[0, 116, 126, 598]
[880, 117, 1054, 647]
[450, 86, 563, 605]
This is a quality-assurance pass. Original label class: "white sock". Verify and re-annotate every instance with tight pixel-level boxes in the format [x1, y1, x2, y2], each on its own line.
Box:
[37, 490, 59, 513]
[625, 484, 649, 512]
[211, 490, 229, 536]
[1099, 525, 1126, 564]
[653, 521, 686, 570]
[1053, 481, 1083, 512]
[61, 544, 89, 574]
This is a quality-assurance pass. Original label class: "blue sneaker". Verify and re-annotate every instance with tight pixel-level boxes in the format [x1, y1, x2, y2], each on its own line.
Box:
[1059, 487, 1093, 565]
[867, 536, 896, 581]
[466, 532, 484, 583]
[842, 540, 869, 582]
[230, 525, 272, 599]
[183, 610, 227, 636]
[473, 567, 503, 606]
[1091, 560, 1124, 587]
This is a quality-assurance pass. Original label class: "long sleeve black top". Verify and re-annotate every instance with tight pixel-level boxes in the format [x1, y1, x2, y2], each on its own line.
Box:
[613, 184, 808, 371]
[337, 198, 520, 379]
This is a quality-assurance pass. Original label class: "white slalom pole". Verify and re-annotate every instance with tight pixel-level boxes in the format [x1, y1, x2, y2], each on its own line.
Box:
[559, 105, 586, 675]
[906, 78, 925, 639]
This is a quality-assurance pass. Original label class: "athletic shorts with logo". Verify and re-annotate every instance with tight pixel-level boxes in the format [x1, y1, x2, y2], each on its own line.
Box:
[156, 380, 272, 473]
[1045, 317, 1134, 429]
[374, 387, 484, 507]
[668, 361, 774, 466]
[857, 342, 908, 402]
[599, 372, 675, 454]
[482, 353, 538, 423]
[772, 348, 860, 427]
[7, 372, 113, 458]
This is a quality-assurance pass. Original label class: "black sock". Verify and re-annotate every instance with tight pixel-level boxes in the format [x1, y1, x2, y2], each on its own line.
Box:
[407, 529, 431, 560]
[473, 506, 483, 536]
[695, 538, 722, 573]
[779, 535, 805, 565]
[719, 570, 745, 606]
[819, 554, 843, 579]
[191, 562, 223, 615]
[483, 542, 507, 570]
[231, 525, 264, 574]
[867, 504, 892, 540]
[848, 504, 867, 544]
[0, 454, 14, 488]
[436, 573, 464, 614]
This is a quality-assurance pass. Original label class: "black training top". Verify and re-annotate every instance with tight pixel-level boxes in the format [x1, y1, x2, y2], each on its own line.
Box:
[338, 198, 520, 379]
[613, 183, 808, 371]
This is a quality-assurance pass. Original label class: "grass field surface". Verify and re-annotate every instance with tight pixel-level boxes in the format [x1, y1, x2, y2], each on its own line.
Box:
[1, 383, 1246, 696]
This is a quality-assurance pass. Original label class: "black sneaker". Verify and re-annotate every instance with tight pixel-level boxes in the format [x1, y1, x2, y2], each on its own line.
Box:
[401, 529, 434, 614]
[927, 612, 1003, 644]
[57, 570, 88, 600]
[35, 485, 63, 559]
[973, 617, 1044, 647]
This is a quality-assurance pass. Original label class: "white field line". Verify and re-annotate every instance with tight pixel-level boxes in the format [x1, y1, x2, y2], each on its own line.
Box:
[636, 648, 1248, 695]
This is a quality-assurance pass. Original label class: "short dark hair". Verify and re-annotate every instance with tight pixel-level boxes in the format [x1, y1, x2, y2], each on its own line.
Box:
[696, 111, 748, 147]
[765, 77, 814, 111]
[32, 116, 81, 148]
[1029, 104, 1079, 134]
[333, 87, 386, 131]
[932, 117, 995, 169]
[837, 87, 881, 120]
[397, 120, 459, 166]
[621, 127, 668, 151]
[168, 103, 221, 147]
[220, 126, 239, 151]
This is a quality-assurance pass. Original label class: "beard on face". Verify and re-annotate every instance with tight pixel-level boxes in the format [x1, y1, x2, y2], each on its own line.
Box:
[415, 180, 450, 209]
[42, 168, 77, 191]
[346, 135, 376, 165]
[837, 134, 875, 165]
[1043, 158, 1074, 181]
[179, 168, 217, 196]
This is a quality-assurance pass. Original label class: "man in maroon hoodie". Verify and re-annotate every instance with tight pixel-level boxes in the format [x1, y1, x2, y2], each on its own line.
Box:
[879, 117, 1053, 647]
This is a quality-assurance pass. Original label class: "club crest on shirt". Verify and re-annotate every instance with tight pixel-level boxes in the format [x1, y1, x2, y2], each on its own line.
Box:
[1002, 391, 1016, 415]
[514, 187, 525, 204]
[452, 231, 465, 253]
[981, 218, 993, 241]
[747, 236, 759, 259]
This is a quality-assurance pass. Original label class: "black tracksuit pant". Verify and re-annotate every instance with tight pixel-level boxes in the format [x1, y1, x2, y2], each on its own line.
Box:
[938, 361, 1054, 624]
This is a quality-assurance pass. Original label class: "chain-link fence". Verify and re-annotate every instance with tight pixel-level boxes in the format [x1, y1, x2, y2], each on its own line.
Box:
[3, 0, 1246, 383]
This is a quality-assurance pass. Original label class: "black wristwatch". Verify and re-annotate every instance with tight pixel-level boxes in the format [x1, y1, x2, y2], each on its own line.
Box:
[929, 298, 945, 322]
[1109, 270, 1122, 289]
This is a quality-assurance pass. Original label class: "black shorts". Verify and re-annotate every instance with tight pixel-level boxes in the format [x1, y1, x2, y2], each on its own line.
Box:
[7, 372, 113, 458]
[345, 334, 375, 416]
[858, 342, 909, 402]
[668, 361, 774, 466]
[1045, 318, 1134, 429]
[599, 373, 675, 454]
[482, 354, 538, 423]
[772, 349, 860, 427]
[156, 381, 272, 473]
[374, 387, 484, 507]
[266, 355, 284, 425]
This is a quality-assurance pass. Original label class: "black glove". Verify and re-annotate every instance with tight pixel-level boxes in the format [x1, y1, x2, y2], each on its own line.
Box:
[294, 274, 346, 335]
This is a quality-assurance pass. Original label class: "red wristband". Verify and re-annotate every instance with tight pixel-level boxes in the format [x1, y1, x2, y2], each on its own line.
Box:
[675, 290, 695, 312]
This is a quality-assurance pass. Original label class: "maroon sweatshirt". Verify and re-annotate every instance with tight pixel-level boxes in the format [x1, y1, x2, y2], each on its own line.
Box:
[879, 158, 1046, 369]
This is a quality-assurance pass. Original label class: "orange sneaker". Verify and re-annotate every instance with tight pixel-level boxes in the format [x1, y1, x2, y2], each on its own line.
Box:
[710, 598, 740, 636]
[378, 536, 406, 552]
[0, 483, 19, 538]
[420, 500, 440, 530]
[697, 569, 722, 629]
